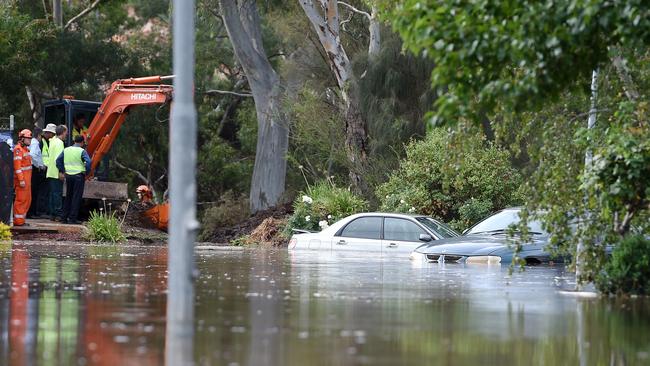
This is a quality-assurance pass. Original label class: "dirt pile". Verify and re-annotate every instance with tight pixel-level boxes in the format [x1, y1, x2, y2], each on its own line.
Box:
[204, 202, 292, 245]
[248, 217, 288, 247]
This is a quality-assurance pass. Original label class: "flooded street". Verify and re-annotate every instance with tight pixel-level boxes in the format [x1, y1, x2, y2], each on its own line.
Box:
[1, 243, 649, 365]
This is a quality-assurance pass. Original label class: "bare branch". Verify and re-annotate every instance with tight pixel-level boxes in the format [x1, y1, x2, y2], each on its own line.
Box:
[204, 89, 253, 97]
[42, 0, 50, 21]
[114, 159, 150, 185]
[337, 1, 370, 19]
[64, 0, 101, 30]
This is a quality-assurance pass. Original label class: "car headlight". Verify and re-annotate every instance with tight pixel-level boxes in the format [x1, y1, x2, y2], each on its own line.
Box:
[409, 251, 428, 262]
[465, 255, 501, 264]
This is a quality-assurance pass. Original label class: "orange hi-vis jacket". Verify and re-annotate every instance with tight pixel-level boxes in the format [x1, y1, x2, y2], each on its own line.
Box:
[13, 144, 32, 225]
[13, 144, 32, 184]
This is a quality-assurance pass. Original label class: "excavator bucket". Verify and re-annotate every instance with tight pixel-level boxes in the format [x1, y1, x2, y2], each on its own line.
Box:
[143, 203, 169, 231]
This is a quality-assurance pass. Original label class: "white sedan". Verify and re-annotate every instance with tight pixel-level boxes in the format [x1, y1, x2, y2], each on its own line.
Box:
[288, 212, 458, 255]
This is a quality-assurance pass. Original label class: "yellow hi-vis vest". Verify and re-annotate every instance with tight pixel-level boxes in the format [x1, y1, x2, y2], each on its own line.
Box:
[63, 146, 85, 175]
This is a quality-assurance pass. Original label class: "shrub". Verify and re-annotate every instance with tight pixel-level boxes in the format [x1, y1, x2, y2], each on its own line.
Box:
[596, 235, 650, 296]
[87, 211, 126, 243]
[0, 222, 11, 241]
[284, 181, 368, 235]
[198, 192, 250, 241]
[377, 128, 522, 231]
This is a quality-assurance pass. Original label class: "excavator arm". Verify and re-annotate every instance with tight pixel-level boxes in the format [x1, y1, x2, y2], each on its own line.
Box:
[85, 75, 174, 178]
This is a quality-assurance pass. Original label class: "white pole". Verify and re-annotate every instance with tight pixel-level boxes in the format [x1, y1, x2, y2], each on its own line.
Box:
[576, 68, 599, 290]
[165, 0, 197, 365]
[9, 115, 14, 131]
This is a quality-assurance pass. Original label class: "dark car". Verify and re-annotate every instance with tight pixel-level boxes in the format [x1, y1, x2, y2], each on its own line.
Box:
[410, 207, 563, 265]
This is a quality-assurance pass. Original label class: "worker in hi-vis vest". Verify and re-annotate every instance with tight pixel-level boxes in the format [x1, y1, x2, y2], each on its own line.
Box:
[13, 129, 33, 226]
[55, 135, 92, 224]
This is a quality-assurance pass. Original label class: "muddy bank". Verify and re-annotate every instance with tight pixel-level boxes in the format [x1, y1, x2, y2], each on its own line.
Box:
[12, 224, 167, 245]
[202, 203, 292, 246]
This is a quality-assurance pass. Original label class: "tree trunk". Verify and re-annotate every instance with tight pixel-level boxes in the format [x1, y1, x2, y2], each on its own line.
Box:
[25, 86, 44, 127]
[368, 5, 380, 58]
[52, 0, 63, 27]
[219, 0, 289, 213]
[299, 0, 370, 195]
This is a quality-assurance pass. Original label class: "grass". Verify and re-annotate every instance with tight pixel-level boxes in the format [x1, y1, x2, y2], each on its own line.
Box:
[87, 210, 126, 243]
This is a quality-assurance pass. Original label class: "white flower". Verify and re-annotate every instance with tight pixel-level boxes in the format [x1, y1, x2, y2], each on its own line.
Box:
[318, 220, 329, 229]
[327, 214, 332, 219]
[400, 199, 405, 204]
[409, 207, 416, 213]
[302, 195, 313, 204]
[305, 215, 311, 222]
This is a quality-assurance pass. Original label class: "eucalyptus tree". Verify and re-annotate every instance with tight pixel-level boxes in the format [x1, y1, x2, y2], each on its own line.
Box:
[218, 0, 289, 212]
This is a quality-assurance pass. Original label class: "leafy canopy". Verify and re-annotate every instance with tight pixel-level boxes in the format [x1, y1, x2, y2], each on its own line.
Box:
[384, 0, 650, 124]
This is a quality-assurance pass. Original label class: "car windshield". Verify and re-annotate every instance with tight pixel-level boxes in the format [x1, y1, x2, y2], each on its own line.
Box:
[466, 210, 546, 235]
[415, 217, 459, 238]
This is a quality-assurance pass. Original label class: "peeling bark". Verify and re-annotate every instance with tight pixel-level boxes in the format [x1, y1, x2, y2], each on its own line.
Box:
[299, 0, 370, 195]
[219, 0, 289, 213]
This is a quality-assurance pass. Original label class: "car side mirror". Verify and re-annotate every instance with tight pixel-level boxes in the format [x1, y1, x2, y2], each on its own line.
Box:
[419, 234, 433, 242]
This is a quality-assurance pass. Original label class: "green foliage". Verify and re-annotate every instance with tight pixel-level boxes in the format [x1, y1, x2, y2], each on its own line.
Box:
[384, 0, 650, 125]
[284, 181, 368, 235]
[198, 192, 250, 241]
[586, 122, 650, 235]
[596, 235, 650, 295]
[510, 51, 650, 284]
[377, 128, 522, 231]
[0, 222, 11, 241]
[87, 211, 126, 243]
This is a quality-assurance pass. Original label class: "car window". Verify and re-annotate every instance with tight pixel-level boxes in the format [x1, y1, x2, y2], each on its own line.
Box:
[340, 217, 382, 239]
[467, 210, 546, 235]
[415, 217, 458, 238]
[384, 218, 426, 242]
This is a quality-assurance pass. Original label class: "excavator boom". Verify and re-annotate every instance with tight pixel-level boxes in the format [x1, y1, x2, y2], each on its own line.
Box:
[85, 75, 174, 178]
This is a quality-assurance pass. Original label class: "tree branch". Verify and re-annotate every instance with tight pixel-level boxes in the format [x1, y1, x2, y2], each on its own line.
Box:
[64, 0, 101, 30]
[205, 89, 253, 97]
[337, 1, 370, 19]
[114, 159, 149, 185]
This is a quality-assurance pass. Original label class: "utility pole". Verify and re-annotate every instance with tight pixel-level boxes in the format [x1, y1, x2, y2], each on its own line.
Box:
[165, 0, 197, 365]
[52, 0, 63, 27]
[575, 68, 599, 290]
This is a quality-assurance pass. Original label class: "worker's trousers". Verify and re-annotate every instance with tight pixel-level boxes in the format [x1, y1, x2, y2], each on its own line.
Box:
[62, 174, 85, 222]
[29, 166, 47, 217]
[48, 178, 63, 218]
[13, 175, 32, 226]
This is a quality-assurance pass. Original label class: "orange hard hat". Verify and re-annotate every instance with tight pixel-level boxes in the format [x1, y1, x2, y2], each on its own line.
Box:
[19, 129, 32, 138]
[136, 185, 151, 193]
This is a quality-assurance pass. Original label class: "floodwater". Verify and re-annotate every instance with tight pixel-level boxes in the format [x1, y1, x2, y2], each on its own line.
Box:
[0, 243, 649, 366]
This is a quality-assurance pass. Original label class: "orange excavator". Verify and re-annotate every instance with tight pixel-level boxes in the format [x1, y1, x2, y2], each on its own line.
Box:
[42, 75, 174, 230]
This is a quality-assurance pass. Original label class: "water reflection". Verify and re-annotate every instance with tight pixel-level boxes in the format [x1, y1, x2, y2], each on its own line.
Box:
[0, 243, 167, 365]
[1, 245, 649, 365]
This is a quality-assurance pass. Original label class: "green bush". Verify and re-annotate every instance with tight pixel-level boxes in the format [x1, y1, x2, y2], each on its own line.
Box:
[284, 181, 368, 235]
[87, 211, 126, 243]
[596, 235, 650, 296]
[377, 129, 523, 231]
[0, 222, 11, 241]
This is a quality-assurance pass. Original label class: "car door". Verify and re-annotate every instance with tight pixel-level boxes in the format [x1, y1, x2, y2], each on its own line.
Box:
[332, 216, 383, 253]
[382, 217, 429, 254]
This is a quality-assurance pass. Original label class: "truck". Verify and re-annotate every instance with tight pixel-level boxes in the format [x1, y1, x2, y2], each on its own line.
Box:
[42, 75, 174, 230]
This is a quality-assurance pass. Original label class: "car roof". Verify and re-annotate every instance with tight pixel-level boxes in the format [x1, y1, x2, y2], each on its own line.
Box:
[347, 212, 430, 219]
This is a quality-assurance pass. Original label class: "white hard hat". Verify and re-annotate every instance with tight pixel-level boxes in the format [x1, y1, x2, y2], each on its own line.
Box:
[43, 123, 57, 134]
